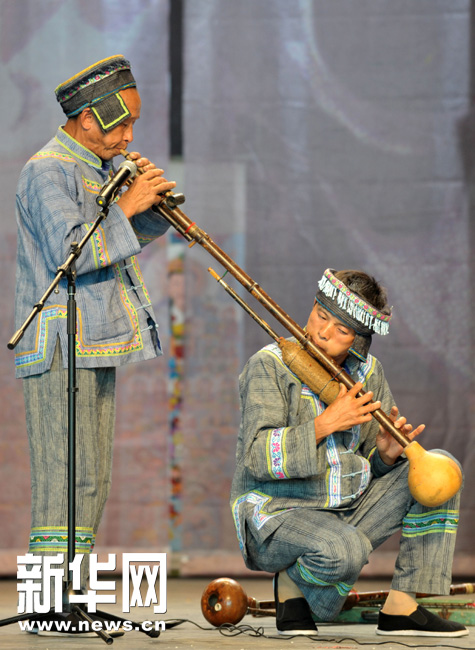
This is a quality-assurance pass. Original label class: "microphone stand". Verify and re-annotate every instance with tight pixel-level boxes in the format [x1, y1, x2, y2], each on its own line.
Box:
[2, 199, 162, 643]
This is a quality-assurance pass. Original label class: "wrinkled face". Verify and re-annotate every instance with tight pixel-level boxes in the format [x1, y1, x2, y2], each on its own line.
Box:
[306, 303, 355, 364]
[84, 88, 141, 161]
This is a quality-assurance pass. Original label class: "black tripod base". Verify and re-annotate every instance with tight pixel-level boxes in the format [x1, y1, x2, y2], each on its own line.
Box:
[94, 608, 162, 639]
[0, 608, 161, 644]
[0, 581, 164, 644]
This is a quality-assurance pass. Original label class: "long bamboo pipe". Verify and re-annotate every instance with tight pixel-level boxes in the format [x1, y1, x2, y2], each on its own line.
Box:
[200, 577, 475, 626]
[121, 150, 463, 508]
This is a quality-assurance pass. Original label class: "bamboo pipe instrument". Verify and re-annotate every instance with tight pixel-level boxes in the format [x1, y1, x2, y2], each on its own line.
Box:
[121, 149, 463, 508]
[200, 577, 475, 626]
[207, 267, 341, 406]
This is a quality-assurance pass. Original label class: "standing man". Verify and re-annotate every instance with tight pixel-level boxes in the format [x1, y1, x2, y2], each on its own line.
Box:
[14, 55, 175, 622]
[231, 268, 468, 638]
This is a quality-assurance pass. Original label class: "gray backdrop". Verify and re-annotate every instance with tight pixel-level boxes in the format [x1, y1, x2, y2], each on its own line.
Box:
[0, 0, 473, 578]
[182, 0, 474, 575]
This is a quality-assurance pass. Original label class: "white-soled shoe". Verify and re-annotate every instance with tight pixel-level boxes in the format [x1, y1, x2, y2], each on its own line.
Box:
[376, 605, 469, 637]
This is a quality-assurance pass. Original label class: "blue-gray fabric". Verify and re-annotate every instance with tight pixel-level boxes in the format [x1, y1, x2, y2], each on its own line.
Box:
[247, 461, 460, 621]
[14, 126, 170, 378]
[23, 340, 116, 594]
[231, 340, 399, 560]
[230, 340, 462, 619]
[15, 123, 170, 602]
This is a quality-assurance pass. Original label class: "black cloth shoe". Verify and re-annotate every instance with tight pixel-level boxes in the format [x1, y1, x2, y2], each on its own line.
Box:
[376, 605, 469, 637]
[274, 573, 318, 636]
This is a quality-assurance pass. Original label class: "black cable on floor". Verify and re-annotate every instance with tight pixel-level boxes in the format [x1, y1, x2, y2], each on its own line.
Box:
[162, 617, 472, 649]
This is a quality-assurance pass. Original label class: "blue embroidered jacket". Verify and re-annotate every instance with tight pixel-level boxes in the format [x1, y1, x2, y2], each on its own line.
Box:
[230, 341, 399, 569]
[14, 127, 170, 377]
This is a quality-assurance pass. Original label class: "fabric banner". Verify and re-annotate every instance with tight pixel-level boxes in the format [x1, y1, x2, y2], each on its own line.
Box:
[0, 0, 473, 578]
[182, 0, 474, 572]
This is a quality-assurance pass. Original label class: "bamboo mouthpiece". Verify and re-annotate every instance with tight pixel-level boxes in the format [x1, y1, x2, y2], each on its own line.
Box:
[279, 339, 340, 404]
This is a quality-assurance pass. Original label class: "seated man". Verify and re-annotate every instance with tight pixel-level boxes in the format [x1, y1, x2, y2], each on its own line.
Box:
[230, 268, 468, 638]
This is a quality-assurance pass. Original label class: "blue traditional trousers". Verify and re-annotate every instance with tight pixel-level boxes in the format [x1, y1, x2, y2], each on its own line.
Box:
[23, 340, 116, 599]
[247, 458, 461, 621]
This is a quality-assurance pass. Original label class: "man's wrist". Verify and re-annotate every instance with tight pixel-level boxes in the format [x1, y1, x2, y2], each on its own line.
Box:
[378, 450, 396, 466]
[314, 415, 331, 444]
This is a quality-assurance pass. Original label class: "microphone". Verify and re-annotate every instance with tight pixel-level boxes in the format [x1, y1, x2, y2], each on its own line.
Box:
[96, 160, 138, 207]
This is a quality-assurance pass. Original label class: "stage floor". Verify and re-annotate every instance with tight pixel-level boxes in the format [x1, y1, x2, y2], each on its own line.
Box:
[0, 577, 473, 649]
